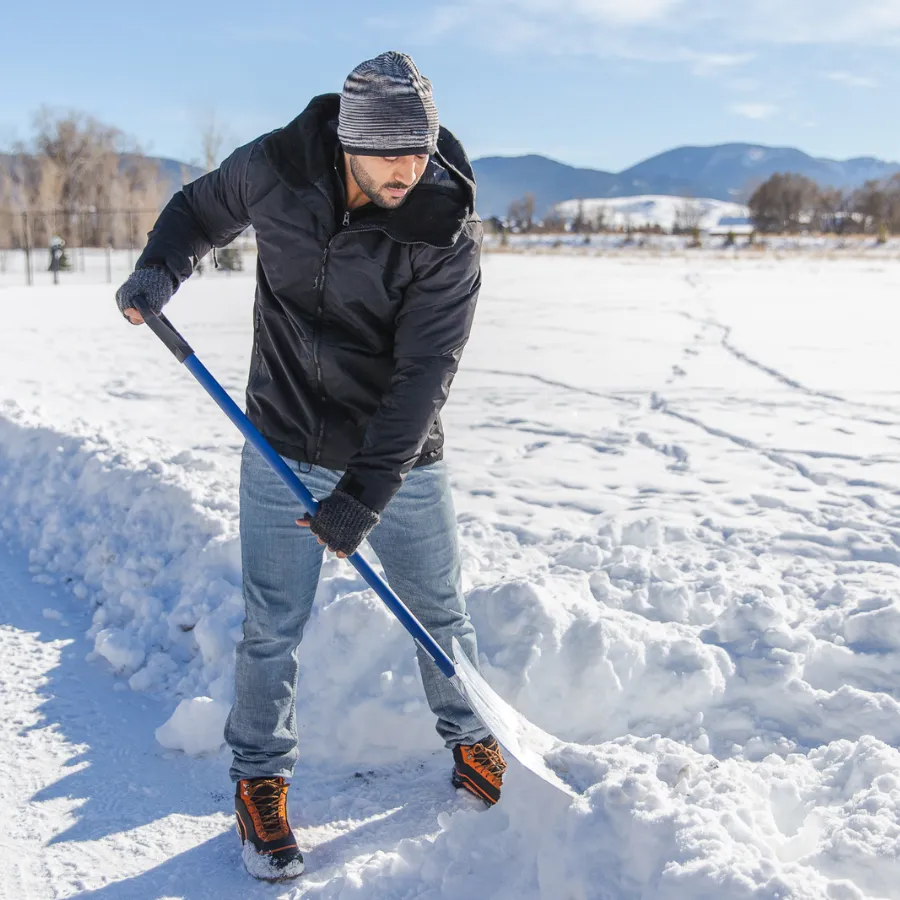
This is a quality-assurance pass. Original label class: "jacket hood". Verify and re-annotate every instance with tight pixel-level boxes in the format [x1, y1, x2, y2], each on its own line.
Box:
[261, 93, 477, 248]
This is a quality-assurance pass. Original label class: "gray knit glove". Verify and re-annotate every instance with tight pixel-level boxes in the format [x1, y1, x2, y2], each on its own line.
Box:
[115, 266, 176, 320]
[309, 490, 380, 556]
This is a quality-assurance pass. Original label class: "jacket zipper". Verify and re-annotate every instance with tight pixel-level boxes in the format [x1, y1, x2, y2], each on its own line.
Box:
[311, 240, 332, 465]
[311, 204, 347, 465]
[308, 220, 446, 465]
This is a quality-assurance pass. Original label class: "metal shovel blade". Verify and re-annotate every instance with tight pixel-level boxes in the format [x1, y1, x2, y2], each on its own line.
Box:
[451, 638, 576, 798]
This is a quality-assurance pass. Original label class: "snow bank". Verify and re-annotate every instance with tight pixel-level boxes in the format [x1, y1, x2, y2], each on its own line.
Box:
[0, 404, 444, 766]
[2, 400, 899, 769]
[305, 735, 900, 899]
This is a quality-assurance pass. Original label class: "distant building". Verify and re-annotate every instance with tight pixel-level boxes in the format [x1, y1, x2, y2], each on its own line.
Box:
[708, 216, 754, 236]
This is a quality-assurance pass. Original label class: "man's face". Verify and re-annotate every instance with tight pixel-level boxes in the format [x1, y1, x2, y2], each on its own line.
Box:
[347, 153, 430, 209]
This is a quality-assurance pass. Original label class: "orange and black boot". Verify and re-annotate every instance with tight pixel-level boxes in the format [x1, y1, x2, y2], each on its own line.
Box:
[451, 736, 507, 806]
[235, 777, 305, 881]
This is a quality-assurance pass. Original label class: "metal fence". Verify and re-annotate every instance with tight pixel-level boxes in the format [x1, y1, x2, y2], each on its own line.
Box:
[0, 208, 256, 286]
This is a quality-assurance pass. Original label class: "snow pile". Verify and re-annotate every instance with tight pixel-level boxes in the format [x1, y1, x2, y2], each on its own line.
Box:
[305, 736, 900, 899]
[0, 404, 451, 767]
[155, 696, 230, 756]
[6, 400, 897, 775]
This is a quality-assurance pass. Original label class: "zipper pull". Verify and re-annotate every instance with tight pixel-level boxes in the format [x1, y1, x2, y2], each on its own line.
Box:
[343, 211, 350, 227]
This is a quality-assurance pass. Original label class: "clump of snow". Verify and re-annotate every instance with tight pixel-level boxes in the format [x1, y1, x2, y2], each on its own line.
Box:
[155, 696, 230, 756]
[241, 841, 305, 882]
[621, 516, 664, 548]
[94, 626, 146, 673]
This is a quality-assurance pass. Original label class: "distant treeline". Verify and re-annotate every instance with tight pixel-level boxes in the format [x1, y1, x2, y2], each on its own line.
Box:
[748, 172, 900, 237]
[494, 193, 620, 235]
[492, 193, 714, 236]
[494, 176, 900, 240]
[0, 108, 204, 251]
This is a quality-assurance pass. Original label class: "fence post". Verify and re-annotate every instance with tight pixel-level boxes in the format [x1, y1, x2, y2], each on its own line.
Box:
[127, 210, 135, 271]
[23, 211, 32, 287]
[79, 211, 86, 273]
[106, 238, 112, 284]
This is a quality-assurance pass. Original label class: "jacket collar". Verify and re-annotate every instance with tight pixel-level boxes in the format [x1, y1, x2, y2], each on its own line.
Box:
[261, 94, 477, 248]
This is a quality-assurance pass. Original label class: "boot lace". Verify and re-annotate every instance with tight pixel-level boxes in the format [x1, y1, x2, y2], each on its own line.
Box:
[472, 740, 507, 777]
[245, 778, 288, 837]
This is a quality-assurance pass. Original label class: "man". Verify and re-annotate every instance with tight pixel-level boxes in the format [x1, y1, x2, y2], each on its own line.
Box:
[115, 51, 506, 882]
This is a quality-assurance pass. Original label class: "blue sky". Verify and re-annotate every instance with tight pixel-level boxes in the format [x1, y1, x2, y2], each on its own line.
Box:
[2, 0, 899, 171]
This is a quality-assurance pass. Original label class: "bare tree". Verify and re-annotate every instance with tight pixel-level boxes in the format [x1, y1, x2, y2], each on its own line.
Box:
[542, 210, 566, 233]
[572, 199, 586, 234]
[887, 174, 900, 233]
[674, 194, 704, 234]
[4, 107, 171, 249]
[853, 179, 890, 234]
[814, 187, 847, 234]
[749, 173, 820, 234]
[507, 198, 523, 231]
[0, 166, 13, 251]
[522, 193, 535, 231]
[31, 107, 122, 214]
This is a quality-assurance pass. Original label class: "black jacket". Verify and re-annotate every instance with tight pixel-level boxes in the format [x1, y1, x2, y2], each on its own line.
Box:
[137, 93, 483, 514]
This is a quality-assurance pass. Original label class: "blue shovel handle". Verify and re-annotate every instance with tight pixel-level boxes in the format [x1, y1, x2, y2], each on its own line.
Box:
[132, 297, 457, 679]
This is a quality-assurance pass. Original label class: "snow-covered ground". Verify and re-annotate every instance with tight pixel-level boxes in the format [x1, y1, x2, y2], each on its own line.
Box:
[555, 194, 749, 232]
[1, 255, 899, 898]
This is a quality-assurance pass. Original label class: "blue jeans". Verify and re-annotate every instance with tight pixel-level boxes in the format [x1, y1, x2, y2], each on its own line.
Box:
[225, 442, 490, 782]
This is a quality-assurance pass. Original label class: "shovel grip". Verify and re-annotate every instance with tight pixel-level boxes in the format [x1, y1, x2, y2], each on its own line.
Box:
[132, 295, 194, 364]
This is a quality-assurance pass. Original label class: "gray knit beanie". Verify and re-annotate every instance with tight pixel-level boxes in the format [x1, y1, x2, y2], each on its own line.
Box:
[338, 51, 439, 157]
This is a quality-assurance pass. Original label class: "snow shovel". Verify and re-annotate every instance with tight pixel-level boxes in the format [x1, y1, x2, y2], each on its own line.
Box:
[132, 297, 574, 798]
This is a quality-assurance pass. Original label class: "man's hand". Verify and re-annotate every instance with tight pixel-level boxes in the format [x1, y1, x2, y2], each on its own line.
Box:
[115, 266, 176, 324]
[296, 490, 380, 558]
[296, 516, 348, 558]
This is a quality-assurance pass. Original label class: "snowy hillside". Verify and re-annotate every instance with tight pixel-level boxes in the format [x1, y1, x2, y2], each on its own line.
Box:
[1, 256, 900, 898]
[555, 194, 750, 231]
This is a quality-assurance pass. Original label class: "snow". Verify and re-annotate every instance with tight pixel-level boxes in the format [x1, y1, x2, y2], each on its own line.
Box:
[555, 194, 750, 231]
[241, 841, 306, 882]
[1, 253, 899, 897]
[156, 697, 231, 756]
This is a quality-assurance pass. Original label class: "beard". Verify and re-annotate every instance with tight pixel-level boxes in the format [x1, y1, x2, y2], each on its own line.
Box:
[348, 155, 416, 210]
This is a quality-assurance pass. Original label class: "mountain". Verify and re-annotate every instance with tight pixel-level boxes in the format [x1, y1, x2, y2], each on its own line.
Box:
[6, 142, 898, 222]
[472, 144, 900, 218]
[142, 155, 205, 198]
[119, 155, 205, 203]
[470, 155, 616, 224]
